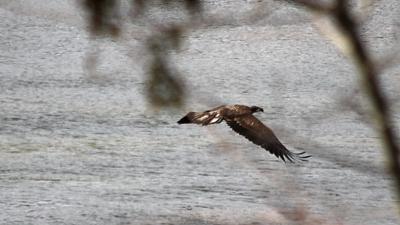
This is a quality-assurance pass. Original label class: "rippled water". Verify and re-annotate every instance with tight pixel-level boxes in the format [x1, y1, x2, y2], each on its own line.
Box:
[1, 0, 400, 224]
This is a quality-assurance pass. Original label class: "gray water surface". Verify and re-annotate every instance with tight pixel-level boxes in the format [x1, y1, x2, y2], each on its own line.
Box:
[1, 0, 400, 224]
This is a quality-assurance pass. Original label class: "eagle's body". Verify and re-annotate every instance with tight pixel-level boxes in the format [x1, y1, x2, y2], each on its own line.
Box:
[178, 104, 310, 162]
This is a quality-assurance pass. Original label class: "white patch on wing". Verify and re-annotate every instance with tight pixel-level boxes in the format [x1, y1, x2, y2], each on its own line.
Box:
[199, 115, 209, 121]
[210, 117, 219, 123]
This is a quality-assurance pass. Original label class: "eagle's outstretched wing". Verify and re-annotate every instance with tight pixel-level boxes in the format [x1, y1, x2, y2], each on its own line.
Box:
[226, 115, 310, 162]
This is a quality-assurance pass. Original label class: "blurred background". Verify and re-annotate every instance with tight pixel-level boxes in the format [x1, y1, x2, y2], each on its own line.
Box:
[1, 0, 400, 224]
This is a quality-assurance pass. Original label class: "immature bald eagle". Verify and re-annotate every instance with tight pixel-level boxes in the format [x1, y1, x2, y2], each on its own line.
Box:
[178, 105, 310, 162]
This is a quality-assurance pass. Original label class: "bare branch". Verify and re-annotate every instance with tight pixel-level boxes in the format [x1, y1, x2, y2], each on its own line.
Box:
[284, 0, 333, 13]
[287, 0, 400, 212]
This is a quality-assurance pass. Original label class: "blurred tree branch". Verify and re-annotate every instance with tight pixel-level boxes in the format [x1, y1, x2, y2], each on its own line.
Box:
[145, 25, 186, 108]
[285, 0, 333, 12]
[287, 0, 400, 211]
[83, 0, 121, 36]
[82, 0, 201, 108]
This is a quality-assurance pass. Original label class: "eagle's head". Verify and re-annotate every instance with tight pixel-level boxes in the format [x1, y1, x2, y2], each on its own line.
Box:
[250, 106, 264, 113]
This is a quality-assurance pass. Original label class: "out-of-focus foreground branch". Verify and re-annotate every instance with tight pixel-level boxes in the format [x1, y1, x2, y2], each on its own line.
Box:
[288, 0, 400, 211]
[82, 0, 203, 108]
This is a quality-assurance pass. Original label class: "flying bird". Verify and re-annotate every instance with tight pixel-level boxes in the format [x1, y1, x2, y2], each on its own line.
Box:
[177, 104, 310, 162]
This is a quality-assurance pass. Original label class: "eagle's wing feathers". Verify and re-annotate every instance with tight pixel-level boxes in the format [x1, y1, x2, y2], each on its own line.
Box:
[226, 115, 310, 162]
[178, 110, 223, 126]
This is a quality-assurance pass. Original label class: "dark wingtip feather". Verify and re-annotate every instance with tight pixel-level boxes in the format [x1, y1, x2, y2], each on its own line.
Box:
[282, 152, 311, 163]
[294, 151, 312, 162]
[281, 155, 287, 163]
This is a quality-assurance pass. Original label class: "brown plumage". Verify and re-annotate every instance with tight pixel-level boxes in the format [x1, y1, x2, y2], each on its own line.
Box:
[178, 104, 310, 162]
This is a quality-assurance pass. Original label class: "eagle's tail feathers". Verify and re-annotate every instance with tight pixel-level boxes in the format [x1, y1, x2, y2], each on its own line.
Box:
[177, 115, 191, 124]
[178, 112, 223, 125]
